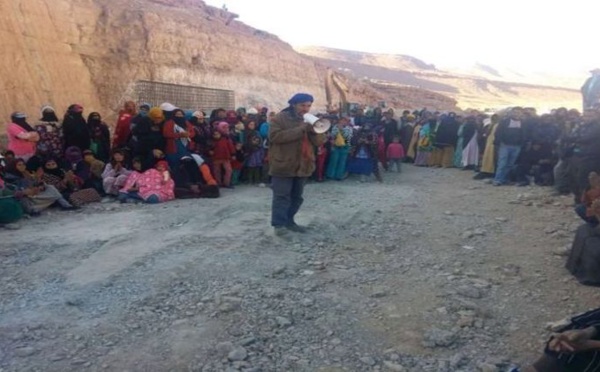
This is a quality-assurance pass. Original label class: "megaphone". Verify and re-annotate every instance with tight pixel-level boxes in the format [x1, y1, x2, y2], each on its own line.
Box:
[303, 113, 331, 134]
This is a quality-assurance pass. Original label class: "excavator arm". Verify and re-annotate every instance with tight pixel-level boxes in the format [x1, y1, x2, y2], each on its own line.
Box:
[325, 68, 350, 113]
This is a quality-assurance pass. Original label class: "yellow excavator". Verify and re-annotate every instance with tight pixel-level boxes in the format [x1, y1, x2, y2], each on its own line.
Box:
[325, 68, 351, 114]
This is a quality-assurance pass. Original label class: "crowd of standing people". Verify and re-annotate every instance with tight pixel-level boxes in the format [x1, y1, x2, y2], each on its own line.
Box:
[2, 101, 600, 228]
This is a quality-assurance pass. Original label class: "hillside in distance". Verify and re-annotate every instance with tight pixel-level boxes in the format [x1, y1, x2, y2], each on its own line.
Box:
[297, 46, 583, 112]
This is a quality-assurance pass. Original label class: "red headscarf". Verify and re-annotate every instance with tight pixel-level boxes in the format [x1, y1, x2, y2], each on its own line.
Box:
[155, 160, 169, 170]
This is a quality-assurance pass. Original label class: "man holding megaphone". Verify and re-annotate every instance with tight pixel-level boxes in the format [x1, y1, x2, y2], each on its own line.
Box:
[268, 93, 326, 236]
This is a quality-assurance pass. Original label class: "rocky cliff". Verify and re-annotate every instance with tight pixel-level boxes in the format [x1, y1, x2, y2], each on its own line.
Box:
[1, 0, 464, 135]
[0, 0, 320, 127]
[2, 0, 585, 135]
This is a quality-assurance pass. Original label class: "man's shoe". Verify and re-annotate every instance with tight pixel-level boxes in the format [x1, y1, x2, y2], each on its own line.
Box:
[286, 223, 308, 233]
[274, 226, 290, 237]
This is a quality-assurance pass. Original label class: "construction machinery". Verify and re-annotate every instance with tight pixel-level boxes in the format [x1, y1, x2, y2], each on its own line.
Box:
[325, 68, 352, 114]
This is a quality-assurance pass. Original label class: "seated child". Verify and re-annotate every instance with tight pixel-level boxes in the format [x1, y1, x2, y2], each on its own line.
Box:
[102, 149, 132, 196]
[118, 160, 174, 204]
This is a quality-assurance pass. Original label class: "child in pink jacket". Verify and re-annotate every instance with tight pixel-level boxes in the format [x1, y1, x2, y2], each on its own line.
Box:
[386, 136, 405, 173]
[118, 160, 175, 203]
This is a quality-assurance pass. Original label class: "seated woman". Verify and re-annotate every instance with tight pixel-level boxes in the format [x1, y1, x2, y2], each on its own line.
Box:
[172, 154, 219, 199]
[6, 112, 39, 161]
[102, 149, 132, 196]
[0, 176, 24, 225]
[118, 160, 175, 204]
[82, 149, 106, 194]
[575, 172, 600, 226]
[566, 199, 600, 286]
[517, 307, 600, 372]
[3, 158, 75, 214]
[63, 147, 104, 196]
[41, 158, 101, 207]
[513, 141, 555, 186]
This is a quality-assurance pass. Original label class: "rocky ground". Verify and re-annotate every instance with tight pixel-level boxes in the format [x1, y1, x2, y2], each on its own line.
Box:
[1, 165, 599, 372]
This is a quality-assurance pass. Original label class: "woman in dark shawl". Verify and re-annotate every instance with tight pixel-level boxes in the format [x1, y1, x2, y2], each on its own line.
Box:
[62, 104, 91, 152]
[87, 112, 111, 162]
[4, 158, 74, 213]
[189, 111, 213, 160]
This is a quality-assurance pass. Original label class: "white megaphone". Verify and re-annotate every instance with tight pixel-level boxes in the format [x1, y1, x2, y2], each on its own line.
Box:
[303, 113, 331, 134]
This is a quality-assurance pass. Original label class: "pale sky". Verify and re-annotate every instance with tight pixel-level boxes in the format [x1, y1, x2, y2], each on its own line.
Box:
[205, 0, 598, 76]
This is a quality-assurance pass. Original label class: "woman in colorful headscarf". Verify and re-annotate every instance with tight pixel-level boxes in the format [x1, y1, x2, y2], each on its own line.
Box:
[35, 106, 64, 160]
[414, 117, 435, 166]
[113, 101, 136, 149]
[87, 112, 111, 162]
[133, 107, 166, 169]
[6, 112, 39, 161]
[62, 104, 90, 152]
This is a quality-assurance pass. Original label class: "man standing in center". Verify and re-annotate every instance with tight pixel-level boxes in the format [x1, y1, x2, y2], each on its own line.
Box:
[269, 93, 325, 236]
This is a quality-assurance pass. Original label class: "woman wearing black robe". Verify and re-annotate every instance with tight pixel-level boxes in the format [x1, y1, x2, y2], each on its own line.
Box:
[62, 104, 91, 152]
[87, 112, 111, 163]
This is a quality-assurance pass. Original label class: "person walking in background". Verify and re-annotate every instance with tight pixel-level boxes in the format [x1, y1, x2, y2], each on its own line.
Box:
[269, 93, 325, 236]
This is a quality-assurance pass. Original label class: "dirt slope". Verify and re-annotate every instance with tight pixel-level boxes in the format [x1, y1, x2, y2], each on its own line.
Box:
[298, 46, 583, 112]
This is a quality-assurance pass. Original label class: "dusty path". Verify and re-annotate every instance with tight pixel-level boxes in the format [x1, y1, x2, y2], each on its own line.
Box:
[1, 166, 598, 372]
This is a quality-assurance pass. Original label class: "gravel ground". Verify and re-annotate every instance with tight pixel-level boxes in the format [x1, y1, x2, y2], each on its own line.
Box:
[2, 165, 599, 372]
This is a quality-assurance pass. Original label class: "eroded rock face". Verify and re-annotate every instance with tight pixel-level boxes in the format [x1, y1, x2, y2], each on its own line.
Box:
[1, 0, 459, 131]
[1, 0, 327, 123]
[0, 0, 104, 120]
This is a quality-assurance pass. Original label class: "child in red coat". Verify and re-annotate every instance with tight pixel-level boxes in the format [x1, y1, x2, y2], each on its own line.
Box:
[231, 142, 245, 186]
[210, 131, 235, 188]
[386, 136, 405, 173]
[315, 143, 328, 182]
